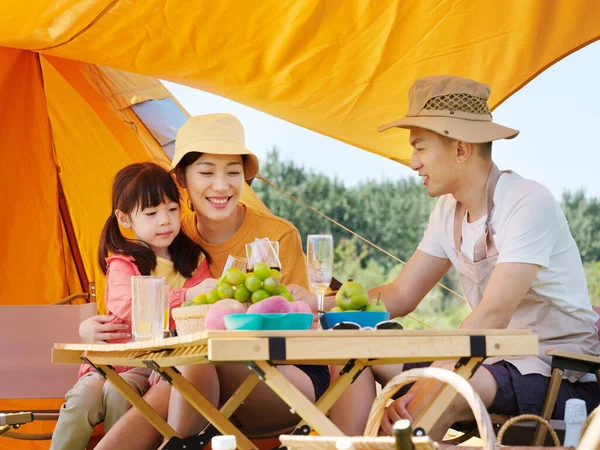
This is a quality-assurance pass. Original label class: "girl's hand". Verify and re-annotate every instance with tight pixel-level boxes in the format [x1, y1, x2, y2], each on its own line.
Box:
[79, 315, 130, 343]
[185, 278, 218, 301]
[380, 392, 416, 435]
[197, 278, 218, 292]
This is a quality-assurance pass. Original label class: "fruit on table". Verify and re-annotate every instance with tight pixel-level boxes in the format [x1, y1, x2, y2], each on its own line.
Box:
[269, 269, 282, 281]
[225, 267, 246, 286]
[329, 307, 343, 312]
[205, 300, 247, 330]
[280, 292, 294, 302]
[364, 293, 387, 312]
[335, 281, 369, 311]
[251, 289, 270, 303]
[263, 277, 281, 295]
[244, 274, 262, 293]
[206, 289, 221, 304]
[290, 300, 312, 314]
[212, 299, 249, 310]
[181, 264, 295, 309]
[192, 293, 209, 305]
[217, 283, 235, 299]
[233, 285, 251, 302]
[247, 296, 293, 314]
[253, 262, 272, 281]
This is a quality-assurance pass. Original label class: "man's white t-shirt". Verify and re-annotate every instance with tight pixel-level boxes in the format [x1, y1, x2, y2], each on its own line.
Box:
[417, 171, 599, 325]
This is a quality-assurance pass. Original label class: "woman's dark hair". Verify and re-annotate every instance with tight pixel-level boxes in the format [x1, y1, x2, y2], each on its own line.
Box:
[98, 162, 204, 277]
[173, 152, 203, 189]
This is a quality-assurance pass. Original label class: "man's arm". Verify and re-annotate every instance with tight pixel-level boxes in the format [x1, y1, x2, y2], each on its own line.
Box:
[392, 261, 540, 432]
[290, 249, 451, 316]
[460, 261, 540, 330]
[368, 250, 452, 318]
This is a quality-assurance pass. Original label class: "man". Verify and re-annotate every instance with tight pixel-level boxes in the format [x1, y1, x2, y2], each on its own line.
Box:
[291, 75, 600, 439]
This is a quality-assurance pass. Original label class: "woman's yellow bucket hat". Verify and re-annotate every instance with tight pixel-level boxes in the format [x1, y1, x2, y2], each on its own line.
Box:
[172, 113, 259, 179]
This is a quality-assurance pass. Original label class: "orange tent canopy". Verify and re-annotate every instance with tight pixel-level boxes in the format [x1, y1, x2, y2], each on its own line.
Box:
[2, 1, 599, 164]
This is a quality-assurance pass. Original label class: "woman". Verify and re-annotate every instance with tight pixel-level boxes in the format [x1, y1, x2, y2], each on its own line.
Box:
[88, 114, 329, 449]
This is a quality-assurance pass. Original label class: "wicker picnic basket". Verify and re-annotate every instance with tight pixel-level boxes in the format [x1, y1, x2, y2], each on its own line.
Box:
[280, 367, 495, 450]
[172, 305, 211, 335]
[578, 404, 600, 450]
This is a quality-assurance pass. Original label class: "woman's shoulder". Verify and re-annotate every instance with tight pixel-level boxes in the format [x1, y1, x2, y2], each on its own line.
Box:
[244, 205, 300, 235]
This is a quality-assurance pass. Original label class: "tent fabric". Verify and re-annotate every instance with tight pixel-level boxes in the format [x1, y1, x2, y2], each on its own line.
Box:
[0, 49, 269, 450]
[0, 49, 268, 312]
[1, 1, 600, 164]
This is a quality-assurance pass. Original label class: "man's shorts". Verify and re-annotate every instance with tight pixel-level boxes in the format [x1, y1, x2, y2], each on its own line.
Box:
[395, 361, 599, 419]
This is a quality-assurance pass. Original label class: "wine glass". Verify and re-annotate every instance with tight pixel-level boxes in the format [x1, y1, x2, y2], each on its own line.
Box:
[306, 234, 334, 320]
[221, 255, 248, 278]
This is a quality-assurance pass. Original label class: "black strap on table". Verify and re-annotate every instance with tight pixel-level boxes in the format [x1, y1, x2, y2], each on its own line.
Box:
[469, 335, 487, 358]
[268, 337, 287, 360]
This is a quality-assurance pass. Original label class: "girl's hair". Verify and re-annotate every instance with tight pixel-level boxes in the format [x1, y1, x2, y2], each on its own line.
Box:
[98, 162, 204, 278]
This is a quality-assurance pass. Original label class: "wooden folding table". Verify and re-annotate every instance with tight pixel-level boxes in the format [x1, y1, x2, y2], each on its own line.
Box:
[53, 329, 538, 450]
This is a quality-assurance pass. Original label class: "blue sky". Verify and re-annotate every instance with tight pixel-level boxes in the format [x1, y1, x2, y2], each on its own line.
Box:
[164, 40, 600, 200]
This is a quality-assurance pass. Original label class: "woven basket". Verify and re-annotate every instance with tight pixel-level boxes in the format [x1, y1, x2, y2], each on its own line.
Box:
[172, 305, 210, 335]
[279, 435, 437, 450]
[281, 367, 496, 450]
[364, 367, 495, 450]
[578, 404, 600, 450]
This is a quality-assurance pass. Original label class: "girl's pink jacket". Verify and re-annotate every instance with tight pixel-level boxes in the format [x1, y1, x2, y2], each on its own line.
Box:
[78, 254, 211, 378]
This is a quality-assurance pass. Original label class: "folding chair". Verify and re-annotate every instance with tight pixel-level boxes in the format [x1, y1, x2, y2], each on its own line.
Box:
[0, 290, 97, 444]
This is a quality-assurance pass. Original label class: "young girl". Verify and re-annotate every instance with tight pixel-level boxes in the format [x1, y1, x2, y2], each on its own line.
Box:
[50, 162, 215, 450]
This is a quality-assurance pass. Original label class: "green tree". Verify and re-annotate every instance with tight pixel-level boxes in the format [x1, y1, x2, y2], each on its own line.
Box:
[561, 190, 600, 262]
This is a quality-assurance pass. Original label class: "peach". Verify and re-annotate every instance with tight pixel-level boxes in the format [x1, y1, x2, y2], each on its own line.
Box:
[212, 299, 248, 310]
[290, 301, 313, 314]
[205, 301, 247, 330]
[247, 296, 293, 314]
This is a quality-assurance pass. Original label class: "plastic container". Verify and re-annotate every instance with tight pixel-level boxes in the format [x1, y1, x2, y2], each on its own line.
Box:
[320, 311, 390, 330]
[563, 398, 587, 446]
[335, 437, 356, 450]
[212, 435, 236, 450]
[223, 313, 313, 331]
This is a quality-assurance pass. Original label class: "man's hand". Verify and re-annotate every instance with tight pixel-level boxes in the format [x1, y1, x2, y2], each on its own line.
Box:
[287, 284, 318, 311]
[381, 392, 417, 435]
[79, 315, 130, 343]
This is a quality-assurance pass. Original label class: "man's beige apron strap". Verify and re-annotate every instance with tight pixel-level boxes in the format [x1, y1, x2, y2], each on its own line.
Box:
[453, 163, 504, 263]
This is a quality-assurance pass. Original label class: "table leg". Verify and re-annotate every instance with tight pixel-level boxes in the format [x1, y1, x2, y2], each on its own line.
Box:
[160, 367, 259, 450]
[251, 360, 345, 437]
[94, 364, 180, 440]
[413, 357, 484, 433]
[532, 367, 563, 446]
[219, 372, 261, 418]
[292, 359, 366, 434]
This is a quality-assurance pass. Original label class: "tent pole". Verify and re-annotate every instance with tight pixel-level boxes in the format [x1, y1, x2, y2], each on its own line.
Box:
[57, 174, 90, 296]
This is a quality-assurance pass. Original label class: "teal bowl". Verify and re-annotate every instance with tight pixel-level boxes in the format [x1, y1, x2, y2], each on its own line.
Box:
[224, 313, 263, 330]
[262, 313, 313, 330]
[320, 311, 390, 330]
[224, 313, 314, 331]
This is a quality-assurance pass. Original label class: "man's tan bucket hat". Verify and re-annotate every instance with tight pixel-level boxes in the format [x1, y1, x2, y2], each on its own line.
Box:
[378, 75, 519, 143]
[172, 113, 259, 179]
